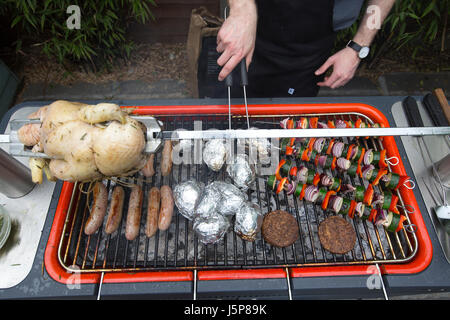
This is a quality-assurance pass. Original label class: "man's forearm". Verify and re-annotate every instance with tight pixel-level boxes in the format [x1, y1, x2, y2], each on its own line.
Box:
[353, 0, 396, 46]
[227, 0, 257, 16]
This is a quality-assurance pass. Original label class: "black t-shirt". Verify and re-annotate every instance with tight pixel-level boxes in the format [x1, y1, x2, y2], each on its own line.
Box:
[246, 0, 336, 98]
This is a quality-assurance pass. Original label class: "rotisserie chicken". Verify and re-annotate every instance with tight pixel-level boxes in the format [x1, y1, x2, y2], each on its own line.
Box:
[17, 100, 148, 183]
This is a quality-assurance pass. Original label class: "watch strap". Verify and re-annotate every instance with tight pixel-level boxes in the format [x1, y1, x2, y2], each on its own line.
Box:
[347, 40, 362, 52]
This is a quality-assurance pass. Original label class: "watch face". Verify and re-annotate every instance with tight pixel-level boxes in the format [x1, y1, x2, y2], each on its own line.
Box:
[359, 47, 370, 59]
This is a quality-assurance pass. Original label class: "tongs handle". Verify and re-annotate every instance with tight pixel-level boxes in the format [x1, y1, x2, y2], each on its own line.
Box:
[239, 58, 248, 87]
[224, 58, 248, 88]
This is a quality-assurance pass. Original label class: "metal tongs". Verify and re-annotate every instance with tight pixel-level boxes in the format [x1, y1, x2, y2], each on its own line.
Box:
[225, 58, 249, 130]
[223, 6, 250, 130]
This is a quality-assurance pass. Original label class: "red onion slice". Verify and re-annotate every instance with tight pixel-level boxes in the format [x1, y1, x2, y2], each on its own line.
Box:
[375, 208, 387, 225]
[350, 145, 358, 160]
[317, 121, 328, 129]
[320, 174, 333, 186]
[304, 185, 319, 202]
[329, 195, 343, 213]
[361, 164, 375, 180]
[363, 149, 373, 166]
[371, 192, 384, 207]
[318, 155, 327, 167]
[280, 118, 290, 129]
[381, 172, 391, 182]
[284, 182, 296, 195]
[297, 166, 308, 184]
[337, 158, 351, 170]
[355, 202, 365, 217]
[335, 120, 347, 128]
[340, 184, 356, 194]
[332, 141, 345, 157]
[314, 138, 326, 152]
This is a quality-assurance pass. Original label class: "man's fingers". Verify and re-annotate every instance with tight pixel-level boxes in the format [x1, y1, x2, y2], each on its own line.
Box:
[217, 48, 233, 67]
[245, 47, 254, 70]
[218, 54, 242, 81]
[317, 71, 340, 87]
[315, 56, 335, 76]
[216, 41, 224, 53]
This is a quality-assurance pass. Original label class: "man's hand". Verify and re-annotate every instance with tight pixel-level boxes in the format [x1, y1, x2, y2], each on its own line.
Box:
[216, 1, 257, 81]
[315, 47, 361, 89]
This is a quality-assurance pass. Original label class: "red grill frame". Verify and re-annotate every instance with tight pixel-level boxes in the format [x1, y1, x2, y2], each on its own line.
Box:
[44, 102, 433, 285]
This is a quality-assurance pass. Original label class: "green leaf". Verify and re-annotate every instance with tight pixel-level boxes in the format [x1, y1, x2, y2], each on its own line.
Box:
[422, 0, 436, 18]
[11, 15, 22, 28]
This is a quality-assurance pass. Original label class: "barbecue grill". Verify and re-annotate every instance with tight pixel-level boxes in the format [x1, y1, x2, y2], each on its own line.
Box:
[41, 101, 432, 294]
[2, 97, 448, 300]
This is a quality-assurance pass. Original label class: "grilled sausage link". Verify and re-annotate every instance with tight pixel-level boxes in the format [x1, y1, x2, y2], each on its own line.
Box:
[104, 186, 125, 234]
[145, 187, 160, 238]
[141, 153, 155, 177]
[158, 185, 174, 231]
[125, 185, 144, 241]
[84, 181, 108, 235]
[161, 141, 173, 177]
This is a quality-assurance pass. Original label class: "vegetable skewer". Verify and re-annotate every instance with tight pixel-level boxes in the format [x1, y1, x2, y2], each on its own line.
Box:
[266, 174, 406, 232]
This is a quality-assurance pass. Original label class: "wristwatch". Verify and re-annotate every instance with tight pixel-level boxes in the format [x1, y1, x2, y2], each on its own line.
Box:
[347, 40, 370, 59]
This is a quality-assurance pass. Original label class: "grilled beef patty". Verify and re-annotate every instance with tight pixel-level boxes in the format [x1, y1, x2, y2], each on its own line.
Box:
[318, 215, 356, 254]
[262, 210, 299, 248]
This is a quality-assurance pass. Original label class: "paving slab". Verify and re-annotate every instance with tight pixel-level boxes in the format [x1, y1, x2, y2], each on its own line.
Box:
[20, 79, 190, 102]
[378, 72, 450, 97]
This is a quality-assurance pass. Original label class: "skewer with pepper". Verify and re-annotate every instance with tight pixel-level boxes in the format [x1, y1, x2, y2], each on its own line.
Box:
[275, 157, 413, 192]
[279, 115, 405, 182]
[267, 174, 406, 233]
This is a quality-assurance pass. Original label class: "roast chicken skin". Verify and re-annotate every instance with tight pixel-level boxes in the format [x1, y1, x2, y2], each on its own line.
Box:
[18, 100, 147, 183]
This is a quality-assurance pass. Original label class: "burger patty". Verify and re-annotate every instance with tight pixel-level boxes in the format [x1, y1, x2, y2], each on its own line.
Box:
[262, 210, 299, 248]
[318, 215, 356, 254]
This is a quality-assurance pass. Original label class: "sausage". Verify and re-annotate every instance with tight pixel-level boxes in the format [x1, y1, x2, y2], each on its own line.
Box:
[160, 140, 173, 177]
[145, 187, 160, 238]
[141, 153, 155, 177]
[158, 185, 174, 231]
[84, 182, 108, 235]
[104, 186, 125, 234]
[125, 185, 144, 240]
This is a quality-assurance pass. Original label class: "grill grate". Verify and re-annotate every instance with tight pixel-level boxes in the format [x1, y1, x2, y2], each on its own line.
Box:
[58, 112, 418, 273]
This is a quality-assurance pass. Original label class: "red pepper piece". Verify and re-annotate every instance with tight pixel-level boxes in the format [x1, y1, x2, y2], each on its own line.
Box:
[389, 194, 400, 214]
[331, 157, 337, 170]
[275, 159, 286, 181]
[368, 208, 377, 222]
[322, 191, 336, 210]
[395, 175, 411, 190]
[285, 146, 294, 156]
[326, 139, 335, 155]
[348, 200, 357, 219]
[378, 149, 388, 168]
[346, 144, 354, 161]
[364, 184, 374, 206]
[276, 177, 288, 194]
[307, 138, 316, 151]
[313, 173, 321, 186]
[373, 169, 388, 186]
[396, 215, 407, 232]
[299, 184, 306, 201]
[309, 117, 319, 129]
